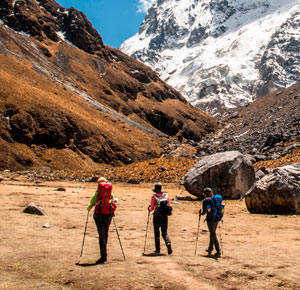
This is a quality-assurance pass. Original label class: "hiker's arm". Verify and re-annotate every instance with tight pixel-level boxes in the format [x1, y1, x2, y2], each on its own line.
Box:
[200, 200, 207, 215]
[87, 190, 98, 211]
[148, 196, 156, 212]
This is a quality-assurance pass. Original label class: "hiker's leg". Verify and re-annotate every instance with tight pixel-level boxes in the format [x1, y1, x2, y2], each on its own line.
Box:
[207, 221, 214, 252]
[161, 215, 171, 246]
[101, 214, 113, 260]
[153, 214, 161, 252]
[161, 215, 172, 254]
[212, 222, 220, 254]
[94, 213, 105, 258]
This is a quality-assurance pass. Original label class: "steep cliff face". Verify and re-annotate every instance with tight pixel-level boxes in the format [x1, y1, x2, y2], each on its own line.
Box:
[0, 0, 104, 53]
[120, 0, 299, 115]
[0, 0, 216, 170]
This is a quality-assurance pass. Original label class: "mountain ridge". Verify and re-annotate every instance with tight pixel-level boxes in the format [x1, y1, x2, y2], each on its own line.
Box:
[120, 0, 299, 115]
[0, 0, 216, 170]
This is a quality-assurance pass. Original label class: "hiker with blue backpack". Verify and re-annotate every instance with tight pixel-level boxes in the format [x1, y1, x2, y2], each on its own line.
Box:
[199, 188, 224, 258]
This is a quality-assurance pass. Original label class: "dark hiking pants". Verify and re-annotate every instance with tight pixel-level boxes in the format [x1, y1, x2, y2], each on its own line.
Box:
[93, 213, 113, 259]
[207, 220, 220, 253]
[153, 213, 171, 252]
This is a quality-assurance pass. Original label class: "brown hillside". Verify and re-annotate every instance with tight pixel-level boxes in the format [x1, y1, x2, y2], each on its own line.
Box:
[0, 0, 216, 170]
[196, 83, 299, 162]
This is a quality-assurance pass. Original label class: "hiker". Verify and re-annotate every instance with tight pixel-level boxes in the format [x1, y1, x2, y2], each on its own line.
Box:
[199, 188, 224, 257]
[87, 177, 116, 264]
[148, 183, 173, 255]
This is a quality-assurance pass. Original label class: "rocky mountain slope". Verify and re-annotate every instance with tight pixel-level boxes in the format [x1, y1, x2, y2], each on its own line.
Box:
[0, 0, 216, 170]
[120, 0, 299, 115]
[196, 83, 300, 161]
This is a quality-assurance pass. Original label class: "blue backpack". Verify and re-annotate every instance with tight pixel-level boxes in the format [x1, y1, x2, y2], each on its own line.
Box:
[210, 194, 224, 222]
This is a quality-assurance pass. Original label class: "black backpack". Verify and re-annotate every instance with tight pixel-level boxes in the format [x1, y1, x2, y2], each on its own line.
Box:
[155, 193, 173, 216]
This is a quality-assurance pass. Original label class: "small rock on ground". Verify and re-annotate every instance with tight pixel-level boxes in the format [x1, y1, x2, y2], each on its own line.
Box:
[23, 202, 46, 216]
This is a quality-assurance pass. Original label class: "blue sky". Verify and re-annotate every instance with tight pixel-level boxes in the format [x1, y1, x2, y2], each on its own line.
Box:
[56, 0, 155, 48]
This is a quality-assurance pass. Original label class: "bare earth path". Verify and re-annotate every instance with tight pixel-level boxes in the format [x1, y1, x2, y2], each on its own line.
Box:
[0, 177, 299, 289]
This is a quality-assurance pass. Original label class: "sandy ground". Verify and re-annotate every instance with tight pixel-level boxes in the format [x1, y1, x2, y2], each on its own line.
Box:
[0, 177, 299, 290]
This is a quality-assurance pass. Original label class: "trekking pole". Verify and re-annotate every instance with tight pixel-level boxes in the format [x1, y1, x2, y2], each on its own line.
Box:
[143, 210, 151, 255]
[75, 210, 90, 265]
[194, 214, 202, 256]
[219, 220, 223, 256]
[113, 216, 126, 261]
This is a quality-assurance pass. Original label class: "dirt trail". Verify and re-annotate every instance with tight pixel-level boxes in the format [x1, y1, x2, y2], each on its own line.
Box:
[152, 257, 216, 290]
[0, 179, 299, 289]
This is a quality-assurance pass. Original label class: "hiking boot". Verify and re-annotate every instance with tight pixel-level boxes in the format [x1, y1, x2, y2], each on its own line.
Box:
[214, 252, 221, 258]
[167, 244, 173, 255]
[206, 248, 212, 255]
[95, 257, 107, 264]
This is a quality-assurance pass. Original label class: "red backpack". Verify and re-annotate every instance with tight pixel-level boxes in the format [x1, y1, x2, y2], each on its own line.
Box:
[95, 182, 116, 215]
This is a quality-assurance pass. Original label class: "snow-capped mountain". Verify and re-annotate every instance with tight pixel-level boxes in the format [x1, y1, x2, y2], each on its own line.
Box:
[120, 0, 299, 115]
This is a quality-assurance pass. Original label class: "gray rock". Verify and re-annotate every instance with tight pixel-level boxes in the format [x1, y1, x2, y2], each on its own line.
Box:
[255, 170, 265, 180]
[245, 163, 300, 214]
[254, 154, 267, 162]
[283, 143, 300, 154]
[184, 151, 255, 199]
[245, 154, 256, 165]
[175, 195, 195, 201]
[23, 203, 46, 216]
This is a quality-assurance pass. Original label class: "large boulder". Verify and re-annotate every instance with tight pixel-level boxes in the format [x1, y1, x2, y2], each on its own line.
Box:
[245, 163, 300, 214]
[184, 151, 255, 199]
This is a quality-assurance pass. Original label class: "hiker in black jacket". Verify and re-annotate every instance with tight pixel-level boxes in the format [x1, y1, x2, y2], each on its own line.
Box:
[199, 188, 224, 257]
[148, 183, 172, 255]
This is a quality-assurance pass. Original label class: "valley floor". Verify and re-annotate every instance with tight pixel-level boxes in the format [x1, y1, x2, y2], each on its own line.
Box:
[0, 179, 299, 289]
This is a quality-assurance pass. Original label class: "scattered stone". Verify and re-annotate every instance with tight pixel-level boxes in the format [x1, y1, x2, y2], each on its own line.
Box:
[4, 169, 10, 173]
[88, 176, 98, 183]
[127, 179, 140, 184]
[23, 203, 46, 216]
[175, 195, 195, 201]
[0, 175, 3, 182]
[245, 163, 300, 214]
[184, 151, 255, 199]
[254, 155, 267, 162]
[42, 222, 51, 228]
[202, 229, 208, 232]
[55, 187, 66, 191]
[255, 170, 265, 180]
[182, 227, 187, 232]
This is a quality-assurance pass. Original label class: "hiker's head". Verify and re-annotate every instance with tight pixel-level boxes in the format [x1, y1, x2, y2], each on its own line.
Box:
[152, 183, 163, 193]
[203, 187, 213, 197]
[98, 177, 108, 183]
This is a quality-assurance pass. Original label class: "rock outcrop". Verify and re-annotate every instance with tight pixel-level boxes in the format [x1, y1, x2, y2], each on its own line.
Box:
[184, 151, 255, 199]
[23, 202, 46, 215]
[245, 163, 300, 214]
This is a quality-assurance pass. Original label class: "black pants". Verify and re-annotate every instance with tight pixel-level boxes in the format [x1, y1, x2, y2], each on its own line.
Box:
[207, 220, 220, 253]
[93, 213, 113, 259]
[153, 213, 171, 252]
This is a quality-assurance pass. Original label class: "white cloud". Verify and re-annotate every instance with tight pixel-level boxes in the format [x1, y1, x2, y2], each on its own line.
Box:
[137, 0, 155, 13]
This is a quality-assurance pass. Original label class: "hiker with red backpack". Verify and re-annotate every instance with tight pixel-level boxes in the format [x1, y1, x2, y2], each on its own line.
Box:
[199, 188, 224, 258]
[87, 177, 117, 264]
[148, 183, 173, 255]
